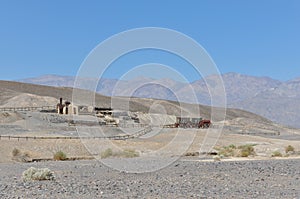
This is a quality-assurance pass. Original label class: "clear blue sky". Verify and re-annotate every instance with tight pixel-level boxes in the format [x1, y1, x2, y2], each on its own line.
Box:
[0, 0, 299, 81]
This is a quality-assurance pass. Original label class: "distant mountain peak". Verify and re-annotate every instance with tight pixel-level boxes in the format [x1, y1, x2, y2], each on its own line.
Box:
[287, 77, 300, 83]
[125, 76, 155, 82]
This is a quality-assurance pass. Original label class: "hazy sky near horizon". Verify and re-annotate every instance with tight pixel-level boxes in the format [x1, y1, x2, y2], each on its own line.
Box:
[0, 0, 299, 81]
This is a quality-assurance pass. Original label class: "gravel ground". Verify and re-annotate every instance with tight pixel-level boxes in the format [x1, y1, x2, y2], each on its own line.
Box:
[0, 111, 143, 137]
[0, 158, 300, 199]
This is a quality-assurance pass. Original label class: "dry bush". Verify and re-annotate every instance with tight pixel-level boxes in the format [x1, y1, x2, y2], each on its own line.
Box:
[101, 148, 113, 159]
[272, 151, 283, 157]
[122, 149, 139, 158]
[285, 145, 295, 154]
[101, 148, 139, 159]
[216, 144, 237, 157]
[53, 151, 67, 161]
[22, 167, 55, 181]
[237, 144, 256, 157]
[12, 148, 21, 157]
[216, 144, 256, 157]
[12, 148, 31, 162]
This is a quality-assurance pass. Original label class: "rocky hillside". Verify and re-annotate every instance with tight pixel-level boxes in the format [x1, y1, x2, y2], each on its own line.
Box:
[18, 73, 300, 127]
[230, 77, 300, 128]
[0, 80, 271, 123]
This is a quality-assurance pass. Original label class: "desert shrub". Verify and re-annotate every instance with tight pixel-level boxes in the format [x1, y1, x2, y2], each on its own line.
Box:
[22, 167, 55, 181]
[272, 151, 283, 157]
[122, 149, 139, 158]
[101, 148, 139, 159]
[238, 144, 256, 157]
[12, 148, 31, 162]
[101, 148, 113, 159]
[216, 144, 256, 157]
[53, 151, 67, 161]
[217, 144, 237, 157]
[240, 150, 250, 157]
[285, 145, 295, 154]
[12, 148, 21, 156]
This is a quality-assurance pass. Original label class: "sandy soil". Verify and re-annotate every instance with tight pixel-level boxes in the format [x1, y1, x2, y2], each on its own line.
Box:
[1, 128, 300, 164]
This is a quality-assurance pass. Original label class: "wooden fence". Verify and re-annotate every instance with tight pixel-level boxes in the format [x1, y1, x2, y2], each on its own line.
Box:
[235, 131, 280, 136]
[0, 126, 152, 141]
[0, 106, 56, 112]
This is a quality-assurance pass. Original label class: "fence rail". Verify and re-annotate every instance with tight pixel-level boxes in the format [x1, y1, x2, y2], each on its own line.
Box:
[235, 131, 280, 136]
[118, 123, 149, 128]
[0, 126, 152, 141]
[0, 106, 56, 112]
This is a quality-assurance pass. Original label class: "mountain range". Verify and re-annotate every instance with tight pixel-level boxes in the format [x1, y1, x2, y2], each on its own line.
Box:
[18, 73, 300, 128]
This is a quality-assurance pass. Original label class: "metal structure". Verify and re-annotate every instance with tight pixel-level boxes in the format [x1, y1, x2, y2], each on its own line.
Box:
[198, 119, 211, 128]
[174, 117, 211, 129]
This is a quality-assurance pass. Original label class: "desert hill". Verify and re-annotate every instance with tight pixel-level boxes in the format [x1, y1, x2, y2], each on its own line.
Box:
[0, 80, 270, 123]
[19, 73, 300, 128]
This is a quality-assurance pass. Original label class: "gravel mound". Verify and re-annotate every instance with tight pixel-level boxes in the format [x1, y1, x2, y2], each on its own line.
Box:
[1, 93, 57, 107]
[0, 112, 23, 123]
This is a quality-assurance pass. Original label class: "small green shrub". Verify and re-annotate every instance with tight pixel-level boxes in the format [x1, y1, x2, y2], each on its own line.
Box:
[272, 151, 283, 157]
[238, 144, 255, 157]
[53, 151, 67, 161]
[217, 144, 236, 157]
[285, 145, 295, 154]
[122, 149, 139, 158]
[216, 144, 256, 157]
[22, 167, 55, 181]
[101, 148, 113, 159]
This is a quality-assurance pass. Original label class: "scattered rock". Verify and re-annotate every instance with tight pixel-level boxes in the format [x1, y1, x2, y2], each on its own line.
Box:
[1, 159, 299, 198]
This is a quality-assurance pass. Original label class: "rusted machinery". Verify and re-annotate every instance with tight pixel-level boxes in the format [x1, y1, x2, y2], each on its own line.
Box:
[198, 119, 211, 128]
[174, 117, 211, 129]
